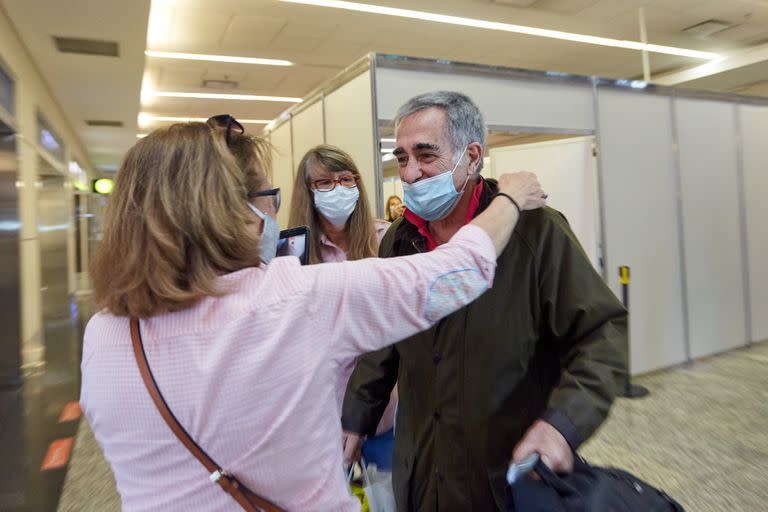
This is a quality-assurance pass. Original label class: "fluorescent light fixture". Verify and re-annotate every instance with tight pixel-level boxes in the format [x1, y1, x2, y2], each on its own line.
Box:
[138, 114, 272, 125]
[380, 138, 396, 143]
[141, 72, 156, 106]
[382, 153, 396, 162]
[280, 0, 719, 60]
[151, 91, 303, 103]
[145, 50, 293, 67]
[380, 148, 393, 153]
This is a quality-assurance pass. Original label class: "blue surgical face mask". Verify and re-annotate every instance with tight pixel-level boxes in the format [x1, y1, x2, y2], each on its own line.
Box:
[313, 186, 360, 228]
[402, 146, 469, 221]
[248, 203, 280, 263]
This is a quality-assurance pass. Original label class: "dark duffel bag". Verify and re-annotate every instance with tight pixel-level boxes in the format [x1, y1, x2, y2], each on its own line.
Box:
[509, 457, 685, 512]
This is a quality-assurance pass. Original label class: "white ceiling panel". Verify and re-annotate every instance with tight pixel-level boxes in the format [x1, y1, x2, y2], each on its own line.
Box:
[4, 0, 767, 172]
[220, 14, 288, 52]
[529, 0, 603, 16]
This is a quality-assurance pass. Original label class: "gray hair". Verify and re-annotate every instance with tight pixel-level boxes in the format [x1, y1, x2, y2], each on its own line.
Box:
[394, 91, 486, 172]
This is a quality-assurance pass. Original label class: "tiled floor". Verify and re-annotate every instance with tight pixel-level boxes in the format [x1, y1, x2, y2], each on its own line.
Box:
[580, 341, 768, 512]
[0, 302, 85, 512]
[56, 341, 768, 511]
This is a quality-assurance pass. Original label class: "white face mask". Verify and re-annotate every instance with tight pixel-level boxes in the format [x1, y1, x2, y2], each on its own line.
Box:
[313, 186, 360, 228]
[247, 203, 280, 263]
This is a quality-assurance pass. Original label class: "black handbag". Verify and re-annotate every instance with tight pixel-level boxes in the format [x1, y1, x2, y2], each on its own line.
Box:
[509, 457, 684, 512]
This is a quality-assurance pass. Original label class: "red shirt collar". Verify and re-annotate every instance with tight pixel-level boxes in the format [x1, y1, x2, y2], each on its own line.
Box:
[403, 178, 485, 251]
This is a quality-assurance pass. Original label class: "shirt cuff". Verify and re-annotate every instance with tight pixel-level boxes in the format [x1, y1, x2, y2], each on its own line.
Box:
[542, 409, 583, 451]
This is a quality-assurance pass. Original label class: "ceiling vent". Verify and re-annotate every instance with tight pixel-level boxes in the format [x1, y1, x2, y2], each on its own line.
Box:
[53, 36, 119, 57]
[85, 120, 124, 127]
[202, 79, 239, 90]
[682, 20, 734, 38]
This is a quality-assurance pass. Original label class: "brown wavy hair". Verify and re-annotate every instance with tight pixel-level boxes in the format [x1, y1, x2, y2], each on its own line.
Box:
[92, 122, 271, 318]
[288, 145, 377, 264]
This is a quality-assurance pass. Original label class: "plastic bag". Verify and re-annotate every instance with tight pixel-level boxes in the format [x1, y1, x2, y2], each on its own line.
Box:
[361, 463, 396, 512]
[348, 459, 396, 512]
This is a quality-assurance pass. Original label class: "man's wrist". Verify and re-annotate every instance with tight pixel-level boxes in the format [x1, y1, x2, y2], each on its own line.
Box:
[541, 409, 582, 451]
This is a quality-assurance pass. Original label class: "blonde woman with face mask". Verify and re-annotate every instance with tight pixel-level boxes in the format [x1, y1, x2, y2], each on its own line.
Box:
[385, 195, 405, 222]
[289, 145, 388, 265]
[289, 145, 397, 464]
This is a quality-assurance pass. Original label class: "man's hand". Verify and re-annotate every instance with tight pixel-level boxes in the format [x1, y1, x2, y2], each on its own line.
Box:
[342, 431, 363, 466]
[512, 420, 574, 474]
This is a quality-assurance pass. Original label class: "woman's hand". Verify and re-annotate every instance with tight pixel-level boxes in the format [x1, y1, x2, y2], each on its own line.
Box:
[497, 172, 547, 210]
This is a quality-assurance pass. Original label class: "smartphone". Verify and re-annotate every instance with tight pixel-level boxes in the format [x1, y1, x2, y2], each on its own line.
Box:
[277, 226, 310, 265]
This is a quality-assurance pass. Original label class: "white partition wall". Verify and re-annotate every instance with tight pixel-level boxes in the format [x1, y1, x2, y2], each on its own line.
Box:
[270, 122, 295, 228]
[675, 98, 747, 358]
[325, 71, 378, 217]
[490, 137, 601, 270]
[290, 100, 325, 172]
[266, 54, 768, 374]
[597, 90, 687, 374]
[739, 105, 768, 343]
[376, 67, 594, 132]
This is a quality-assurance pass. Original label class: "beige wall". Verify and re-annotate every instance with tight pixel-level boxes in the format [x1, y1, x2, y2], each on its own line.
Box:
[0, 6, 97, 354]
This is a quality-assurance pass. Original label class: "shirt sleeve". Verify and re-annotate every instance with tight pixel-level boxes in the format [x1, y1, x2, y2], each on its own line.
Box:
[303, 224, 497, 360]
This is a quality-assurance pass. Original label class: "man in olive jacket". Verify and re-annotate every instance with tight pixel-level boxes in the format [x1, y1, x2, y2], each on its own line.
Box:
[342, 91, 628, 511]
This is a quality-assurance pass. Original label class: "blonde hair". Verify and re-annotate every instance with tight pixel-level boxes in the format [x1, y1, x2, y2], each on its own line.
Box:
[385, 195, 402, 222]
[92, 122, 271, 318]
[289, 145, 377, 264]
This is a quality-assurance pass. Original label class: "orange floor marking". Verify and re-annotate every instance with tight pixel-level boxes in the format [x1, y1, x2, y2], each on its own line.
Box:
[58, 401, 82, 422]
[40, 437, 74, 471]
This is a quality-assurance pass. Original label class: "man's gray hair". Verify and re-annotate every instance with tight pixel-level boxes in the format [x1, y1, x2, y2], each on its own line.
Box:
[394, 91, 486, 172]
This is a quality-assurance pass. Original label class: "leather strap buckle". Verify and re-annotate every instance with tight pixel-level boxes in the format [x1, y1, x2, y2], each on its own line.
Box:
[210, 469, 229, 483]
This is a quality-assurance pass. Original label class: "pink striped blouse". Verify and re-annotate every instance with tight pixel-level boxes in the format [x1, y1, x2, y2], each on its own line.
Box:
[80, 224, 496, 511]
[318, 218, 397, 434]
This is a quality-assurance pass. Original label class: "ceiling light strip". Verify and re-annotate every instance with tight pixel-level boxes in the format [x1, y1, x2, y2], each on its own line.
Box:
[280, 0, 718, 60]
[139, 114, 272, 124]
[152, 91, 303, 102]
[145, 50, 293, 66]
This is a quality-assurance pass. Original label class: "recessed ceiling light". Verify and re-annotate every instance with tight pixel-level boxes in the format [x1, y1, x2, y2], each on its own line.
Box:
[280, 0, 719, 60]
[138, 114, 272, 125]
[145, 50, 293, 67]
[150, 91, 303, 103]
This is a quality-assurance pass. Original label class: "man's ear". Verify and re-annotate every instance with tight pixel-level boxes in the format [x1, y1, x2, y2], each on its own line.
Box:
[467, 142, 483, 173]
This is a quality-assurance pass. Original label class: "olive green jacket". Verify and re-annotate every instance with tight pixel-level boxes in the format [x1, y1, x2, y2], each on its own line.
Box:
[342, 179, 628, 511]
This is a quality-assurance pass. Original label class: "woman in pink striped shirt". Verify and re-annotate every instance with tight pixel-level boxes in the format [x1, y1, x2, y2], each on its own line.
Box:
[80, 119, 546, 511]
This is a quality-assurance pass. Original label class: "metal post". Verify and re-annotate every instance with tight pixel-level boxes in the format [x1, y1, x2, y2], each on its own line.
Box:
[620, 266, 650, 399]
[638, 8, 651, 82]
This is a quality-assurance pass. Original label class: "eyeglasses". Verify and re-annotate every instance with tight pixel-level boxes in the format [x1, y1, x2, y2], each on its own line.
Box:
[311, 176, 358, 192]
[207, 114, 244, 145]
[249, 187, 281, 213]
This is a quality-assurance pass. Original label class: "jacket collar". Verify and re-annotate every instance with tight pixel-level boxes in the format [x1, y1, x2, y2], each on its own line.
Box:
[393, 177, 499, 253]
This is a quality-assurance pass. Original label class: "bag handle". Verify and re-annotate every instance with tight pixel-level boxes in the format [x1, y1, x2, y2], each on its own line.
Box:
[533, 459, 580, 497]
[130, 318, 285, 512]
